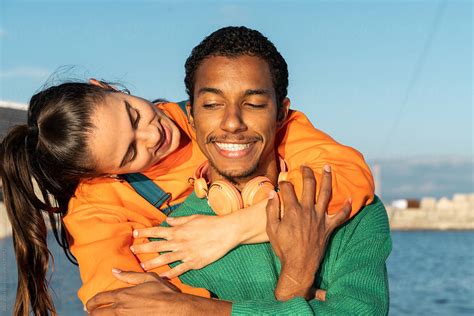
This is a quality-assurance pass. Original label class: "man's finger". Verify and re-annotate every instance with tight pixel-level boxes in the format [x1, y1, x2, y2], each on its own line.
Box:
[166, 215, 198, 226]
[159, 262, 191, 279]
[316, 165, 332, 215]
[111, 269, 159, 285]
[266, 191, 280, 237]
[133, 226, 172, 239]
[278, 181, 299, 215]
[327, 199, 352, 229]
[131, 240, 174, 254]
[300, 166, 316, 209]
[141, 251, 182, 270]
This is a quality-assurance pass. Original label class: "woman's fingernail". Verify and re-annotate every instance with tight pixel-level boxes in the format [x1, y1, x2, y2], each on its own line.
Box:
[112, 268, 122, 274]
[166, 217, 175, 222]
[133, 230, 138, 237]
[130, 246, 135, 253]
[324, 165, 331, 172]
[140, 263, 146, 270]
[83, 305, 88, 312]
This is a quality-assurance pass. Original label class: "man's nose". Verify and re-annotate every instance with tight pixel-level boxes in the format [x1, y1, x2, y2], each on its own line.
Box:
[220, 107, 247, 133]
[136, 125, 159, 149]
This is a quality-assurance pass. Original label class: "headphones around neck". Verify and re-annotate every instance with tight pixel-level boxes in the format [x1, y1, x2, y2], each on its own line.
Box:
[193, 158, 288, 215]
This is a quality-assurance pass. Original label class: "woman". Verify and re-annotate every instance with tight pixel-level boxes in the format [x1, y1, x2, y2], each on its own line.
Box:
[0, 79, 373, 315]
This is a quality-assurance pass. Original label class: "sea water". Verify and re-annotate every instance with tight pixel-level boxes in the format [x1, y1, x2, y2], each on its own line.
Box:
[388, 231, 474, 315]
[1, 231, 473, 315]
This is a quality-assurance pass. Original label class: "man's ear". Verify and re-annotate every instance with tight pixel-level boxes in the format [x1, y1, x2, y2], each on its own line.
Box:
[277, 97, 291, 127]
[185, 102, 195, 129]
[88, 78, 118, 91]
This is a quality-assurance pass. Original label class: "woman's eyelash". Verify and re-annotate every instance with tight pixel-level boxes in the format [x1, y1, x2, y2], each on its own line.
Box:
[133, 109, 141, 127]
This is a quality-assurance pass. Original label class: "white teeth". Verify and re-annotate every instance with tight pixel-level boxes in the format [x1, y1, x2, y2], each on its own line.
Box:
[215, 142, 251, 151]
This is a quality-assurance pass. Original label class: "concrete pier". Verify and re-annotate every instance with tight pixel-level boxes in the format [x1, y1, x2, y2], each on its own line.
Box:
[387, 193, 474, 230]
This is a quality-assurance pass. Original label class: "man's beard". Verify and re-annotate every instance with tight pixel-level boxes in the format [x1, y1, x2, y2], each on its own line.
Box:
[208, 159, 260, 186]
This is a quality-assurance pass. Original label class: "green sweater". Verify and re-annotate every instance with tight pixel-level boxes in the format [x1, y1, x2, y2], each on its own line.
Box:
[157, 193, 391, 315]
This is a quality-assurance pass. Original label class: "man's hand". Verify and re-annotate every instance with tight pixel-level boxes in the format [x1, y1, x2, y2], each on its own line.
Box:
[86, 269, 231, 315]
[266, 165, 351, 301]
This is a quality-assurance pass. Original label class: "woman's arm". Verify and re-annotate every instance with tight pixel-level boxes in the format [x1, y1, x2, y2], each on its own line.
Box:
[64, 200, 209, 305]
[131, 199, 270, 278]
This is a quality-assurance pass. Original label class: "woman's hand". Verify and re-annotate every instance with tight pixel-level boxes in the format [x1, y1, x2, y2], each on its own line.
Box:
[266, 165, 351, 301]
[131, 214, 241, 279]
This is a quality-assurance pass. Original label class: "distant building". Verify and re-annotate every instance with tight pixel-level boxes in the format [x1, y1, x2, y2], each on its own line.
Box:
[0, 100, 27, 140]
[391, 199, 421, 209]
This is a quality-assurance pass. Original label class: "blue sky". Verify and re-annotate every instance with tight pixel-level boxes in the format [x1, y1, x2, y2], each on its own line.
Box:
[0, 0, 472, 161]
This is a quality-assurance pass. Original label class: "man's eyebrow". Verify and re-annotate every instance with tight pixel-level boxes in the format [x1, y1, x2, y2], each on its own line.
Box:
[197, 87, 224, 96]
[119, 101, 135, 168]
[244, 89, 270, 96]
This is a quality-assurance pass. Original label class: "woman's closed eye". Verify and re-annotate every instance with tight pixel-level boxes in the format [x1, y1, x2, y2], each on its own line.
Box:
[125, 100, 141, 128]
[119, 101, 141, 168]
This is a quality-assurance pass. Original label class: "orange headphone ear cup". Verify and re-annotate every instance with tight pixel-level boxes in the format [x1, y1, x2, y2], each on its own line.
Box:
[241, 176, 275, 208]
[208, 180, 243, 215]
[194, 178, 208, 199]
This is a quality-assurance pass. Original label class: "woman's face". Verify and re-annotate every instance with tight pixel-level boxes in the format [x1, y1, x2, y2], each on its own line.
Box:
[88, 92, 181, 174]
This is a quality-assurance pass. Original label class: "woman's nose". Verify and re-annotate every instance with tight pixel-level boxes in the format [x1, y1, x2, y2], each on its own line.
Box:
[136, 125, 160, 149]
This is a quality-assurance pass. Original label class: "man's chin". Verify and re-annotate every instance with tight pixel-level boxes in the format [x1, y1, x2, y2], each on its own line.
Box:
[210, 162, 259, 182]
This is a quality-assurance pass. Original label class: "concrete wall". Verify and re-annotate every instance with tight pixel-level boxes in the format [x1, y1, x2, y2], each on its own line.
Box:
[387, 193, 474, 230]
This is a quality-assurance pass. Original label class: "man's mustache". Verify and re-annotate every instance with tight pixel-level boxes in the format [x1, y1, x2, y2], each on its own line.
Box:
[206, 135, 263, 144]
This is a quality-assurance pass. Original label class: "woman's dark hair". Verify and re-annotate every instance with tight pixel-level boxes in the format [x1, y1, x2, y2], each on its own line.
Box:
[0, 82, 115, 315]
[184, 26, 289, 109]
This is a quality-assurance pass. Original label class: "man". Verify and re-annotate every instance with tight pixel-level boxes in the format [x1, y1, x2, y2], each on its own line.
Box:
[87, 26, 391, 315]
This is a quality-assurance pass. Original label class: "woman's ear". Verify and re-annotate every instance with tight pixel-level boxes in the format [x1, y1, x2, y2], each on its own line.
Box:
[88, 78, 119, 91]
[277, 97, 291, 127]
[186, 102, 195, 129]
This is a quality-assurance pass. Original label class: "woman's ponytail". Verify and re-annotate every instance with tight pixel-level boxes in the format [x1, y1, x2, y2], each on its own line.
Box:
[1, 125, 55, 316]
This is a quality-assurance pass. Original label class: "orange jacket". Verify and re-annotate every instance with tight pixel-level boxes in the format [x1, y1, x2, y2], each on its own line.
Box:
[64, 102, 374, 304]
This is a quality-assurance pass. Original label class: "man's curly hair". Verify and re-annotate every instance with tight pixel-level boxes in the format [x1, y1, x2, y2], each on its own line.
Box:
[185, 26, 288, 110]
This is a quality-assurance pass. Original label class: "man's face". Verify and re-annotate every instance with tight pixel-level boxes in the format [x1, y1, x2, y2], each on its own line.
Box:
[188, 55, 288, 184]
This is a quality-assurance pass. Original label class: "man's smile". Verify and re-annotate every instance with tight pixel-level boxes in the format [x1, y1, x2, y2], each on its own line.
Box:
[213, 142, 255, 158]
